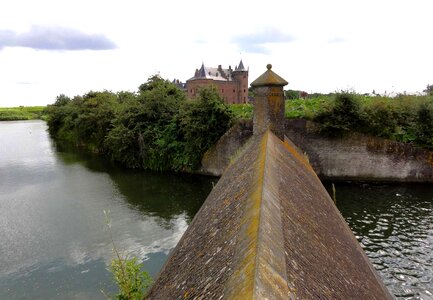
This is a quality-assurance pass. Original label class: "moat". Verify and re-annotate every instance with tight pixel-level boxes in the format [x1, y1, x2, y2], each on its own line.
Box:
[0, 120, 432, 299]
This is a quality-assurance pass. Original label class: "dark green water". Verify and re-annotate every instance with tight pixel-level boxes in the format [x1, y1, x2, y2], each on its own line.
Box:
[0, 121, 432, 299]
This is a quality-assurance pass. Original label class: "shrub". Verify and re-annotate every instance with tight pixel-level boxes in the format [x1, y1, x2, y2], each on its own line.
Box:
[361, 98, 398, 139]
[414, 102, 433, 149]
[314, 92, 363, 136]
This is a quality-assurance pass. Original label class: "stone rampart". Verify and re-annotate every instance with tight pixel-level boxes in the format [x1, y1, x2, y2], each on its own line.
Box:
[200, 119, 433, 182]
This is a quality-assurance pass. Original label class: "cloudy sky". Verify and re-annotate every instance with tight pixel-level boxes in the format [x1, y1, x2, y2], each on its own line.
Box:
[0, 0, 432, 106]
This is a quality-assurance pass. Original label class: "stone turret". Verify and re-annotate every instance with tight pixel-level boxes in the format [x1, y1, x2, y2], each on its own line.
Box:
[251, 64, 288, 140]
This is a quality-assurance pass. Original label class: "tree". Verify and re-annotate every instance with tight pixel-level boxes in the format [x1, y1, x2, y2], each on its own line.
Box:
[423, 84, 433, 96]
[54, 94, 71, 106]
[179, 86, 234, 169]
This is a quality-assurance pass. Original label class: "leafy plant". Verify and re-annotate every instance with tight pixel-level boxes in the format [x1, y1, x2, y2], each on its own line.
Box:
[414, 102, 433, 149]
[179, 86, 234, 169]
[103, 210, 152, 300]
[314, 92, 363, 136]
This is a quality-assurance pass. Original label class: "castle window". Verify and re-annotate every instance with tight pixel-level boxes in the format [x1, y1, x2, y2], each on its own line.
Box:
[222, 89, 224, 93]
[244, 89, 246, 92]
[233, 89, 235, 93]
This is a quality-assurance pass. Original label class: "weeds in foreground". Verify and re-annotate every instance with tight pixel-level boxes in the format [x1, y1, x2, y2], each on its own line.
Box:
[103, 210, 153, 300]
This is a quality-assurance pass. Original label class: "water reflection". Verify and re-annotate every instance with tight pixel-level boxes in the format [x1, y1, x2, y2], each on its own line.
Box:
[0, 121, 215, 299]
[53, 142, 216, 225]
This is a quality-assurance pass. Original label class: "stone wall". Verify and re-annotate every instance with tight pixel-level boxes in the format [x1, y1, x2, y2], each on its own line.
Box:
[286, 119, 433, 182]
[199, 119, 433, 182]
[199, 119, 253, 176]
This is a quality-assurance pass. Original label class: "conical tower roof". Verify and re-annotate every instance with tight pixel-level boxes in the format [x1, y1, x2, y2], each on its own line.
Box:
[237, 59, 246, 71]
[251, 64, 288, 87]
[198, 63, 207, 78]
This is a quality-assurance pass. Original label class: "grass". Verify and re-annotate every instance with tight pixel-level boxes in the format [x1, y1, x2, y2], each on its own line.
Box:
[229, 104, 253, 119]
[0, 106, 47, 121]
[229, 98, 327, 120]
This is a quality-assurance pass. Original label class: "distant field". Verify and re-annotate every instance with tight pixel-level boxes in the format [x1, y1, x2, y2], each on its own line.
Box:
[0, 106, 46, 121]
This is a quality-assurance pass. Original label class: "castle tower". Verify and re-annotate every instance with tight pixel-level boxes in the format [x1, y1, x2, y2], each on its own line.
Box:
[231, 60, 249, 103]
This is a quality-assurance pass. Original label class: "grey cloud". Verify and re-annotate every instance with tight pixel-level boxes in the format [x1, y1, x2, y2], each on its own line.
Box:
[232, 28, 295, 54]
[0, 26, 116, 51]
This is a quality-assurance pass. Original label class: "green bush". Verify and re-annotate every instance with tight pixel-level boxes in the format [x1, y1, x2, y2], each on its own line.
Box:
[314, 92, 363, 136]
[361, 98, 398, 139]
[414, 102, 433, 149]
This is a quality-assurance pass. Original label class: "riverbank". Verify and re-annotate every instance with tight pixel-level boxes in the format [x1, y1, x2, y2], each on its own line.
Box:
[0, 106, 47, 121]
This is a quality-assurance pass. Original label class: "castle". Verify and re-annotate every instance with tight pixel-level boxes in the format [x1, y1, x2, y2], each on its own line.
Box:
[186, 60, 249, 104]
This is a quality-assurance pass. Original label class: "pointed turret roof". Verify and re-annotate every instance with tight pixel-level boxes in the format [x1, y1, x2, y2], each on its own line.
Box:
[251, 64, 288, 87]
[198, 63, 207, 78]
[236, 59, 246, 71]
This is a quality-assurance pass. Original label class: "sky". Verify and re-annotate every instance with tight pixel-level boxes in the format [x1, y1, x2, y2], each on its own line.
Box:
[0, 0, 432, 107]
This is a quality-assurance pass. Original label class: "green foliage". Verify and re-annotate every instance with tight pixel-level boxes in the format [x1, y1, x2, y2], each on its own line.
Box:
[179, 87, 234, 169]
[109, 256, 152, 300]
[104, 210, 152, 300]
[360, 98, 398, 139]
[284, 92, 433, 149]
[285, 97, 328, 119]
[54, 94, 71, 106]
[314, 92, 363, 136]
[46, 91, 119, 152]
[45, 76, 233, 171]
[424, 84, 433, 96]
[0, 106, 46, 121]
[229, 104, 253, 119]
[284, 89, 300, 100]
[414, 102, 433, 149]
[106, 76, 186, 170]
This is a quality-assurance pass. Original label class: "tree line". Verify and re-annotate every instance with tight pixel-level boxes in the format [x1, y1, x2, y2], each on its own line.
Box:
[45, 75, 233, 171]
